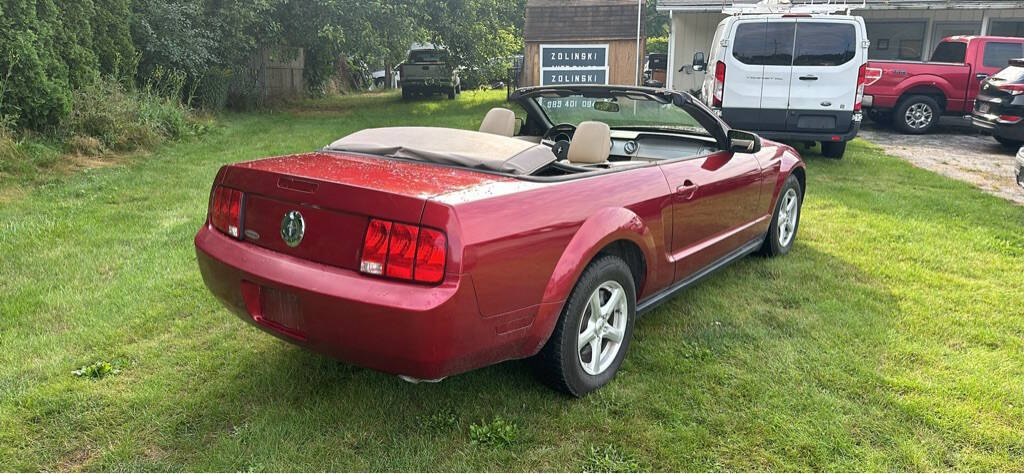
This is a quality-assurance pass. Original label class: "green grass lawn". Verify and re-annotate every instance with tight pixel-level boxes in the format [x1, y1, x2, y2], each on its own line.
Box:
[1, 90, 1023, 471]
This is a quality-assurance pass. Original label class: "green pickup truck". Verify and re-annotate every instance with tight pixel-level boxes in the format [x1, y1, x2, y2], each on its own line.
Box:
[400, 48, 461, 100]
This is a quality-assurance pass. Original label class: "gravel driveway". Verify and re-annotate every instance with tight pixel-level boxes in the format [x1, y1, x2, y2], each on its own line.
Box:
[858, 117, 1023, 205]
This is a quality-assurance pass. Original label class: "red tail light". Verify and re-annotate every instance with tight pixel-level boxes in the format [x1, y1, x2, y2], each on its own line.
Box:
[712, 61, 726, 108]
[210, 185, 243, 238]
[997, 83, 1024, 96]
[864, 66, 882, 87]
[360, 218, 447, 283]
[854, 64, 867, 112]
[997, 114, 1023, 124]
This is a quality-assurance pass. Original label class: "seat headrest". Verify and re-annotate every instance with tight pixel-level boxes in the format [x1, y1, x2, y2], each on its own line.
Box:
[479, 107, 516, 137]
[567, 121, 611, 164]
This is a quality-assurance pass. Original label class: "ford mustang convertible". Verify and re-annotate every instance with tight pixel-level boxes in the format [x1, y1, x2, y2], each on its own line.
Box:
[195, 85, 806, 396]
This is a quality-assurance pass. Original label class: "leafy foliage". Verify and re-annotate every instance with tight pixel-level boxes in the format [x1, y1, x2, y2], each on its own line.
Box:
[72, 361, 119, 379]
[469, 416, 519, 447]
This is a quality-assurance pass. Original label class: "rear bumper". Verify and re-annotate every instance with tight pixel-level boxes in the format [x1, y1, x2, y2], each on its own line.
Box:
[194, 225, 527, 380]
[401, 79, 454, 91]
[758, 119, 861, 143]
[971, 113, 1024, 141]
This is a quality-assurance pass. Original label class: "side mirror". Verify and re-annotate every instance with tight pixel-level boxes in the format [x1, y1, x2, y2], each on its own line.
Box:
[727, 129, 761, 154]
[692, 52, 706, 72]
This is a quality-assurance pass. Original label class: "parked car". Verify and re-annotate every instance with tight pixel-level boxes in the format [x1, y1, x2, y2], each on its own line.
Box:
[644, 53, 667, 88]
[692, 13, 869, 159]
[1017, 146, 1024, 189]
[400, 48, 461, 100]
[864, 36, 1024, 134]
[194, 85, 806, 396]
[971, 58, 1024, 148]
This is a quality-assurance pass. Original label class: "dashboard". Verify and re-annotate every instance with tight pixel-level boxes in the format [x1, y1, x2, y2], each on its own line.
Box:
[607, 130, 718, 162]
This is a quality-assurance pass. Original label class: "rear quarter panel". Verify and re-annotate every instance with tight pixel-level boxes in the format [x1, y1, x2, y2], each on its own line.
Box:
[865, 61, 969, 110]
[430, 166, 674, 318]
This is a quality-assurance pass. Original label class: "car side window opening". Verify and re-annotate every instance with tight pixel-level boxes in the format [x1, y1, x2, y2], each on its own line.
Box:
[793, 22, 856, 66]
[930, 41, 967, 63]
[983, 42, 1024, 69]
[732, 22, 795, 66]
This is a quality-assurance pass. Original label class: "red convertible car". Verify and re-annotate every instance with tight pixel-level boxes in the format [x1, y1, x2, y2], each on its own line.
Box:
[195, 85, 806, 396]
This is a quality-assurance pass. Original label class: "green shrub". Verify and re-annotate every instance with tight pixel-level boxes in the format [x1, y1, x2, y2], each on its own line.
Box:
[72, 361, 119, 379]
[62, 77, 198, 153]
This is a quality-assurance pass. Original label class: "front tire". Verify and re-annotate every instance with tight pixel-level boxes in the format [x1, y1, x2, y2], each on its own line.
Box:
[894, 95, 940, 134]
[759, 174, 803, 257]
[532, 255, 636, 397]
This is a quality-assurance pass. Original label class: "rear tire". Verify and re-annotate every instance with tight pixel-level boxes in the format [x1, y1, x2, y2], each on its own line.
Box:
[820, 141, 846, 159]
[532, 255, 636, 397]
[995, 136, 1023, 149]
[448, 87, 456, 99]
[401, 88, 411, 100]
[759, 174, 803, 257]
[894, 95, 940, 134]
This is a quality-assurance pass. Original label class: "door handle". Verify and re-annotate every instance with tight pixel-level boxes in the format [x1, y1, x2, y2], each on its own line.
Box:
[976, 73, 989, 81]
[676, 180, 699, 200]
[798, 75, 818, 81]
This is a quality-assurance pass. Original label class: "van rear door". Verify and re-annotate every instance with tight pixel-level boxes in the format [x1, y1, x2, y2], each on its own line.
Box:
[721, 18, 795, 131]
[787, 19, 862, 134]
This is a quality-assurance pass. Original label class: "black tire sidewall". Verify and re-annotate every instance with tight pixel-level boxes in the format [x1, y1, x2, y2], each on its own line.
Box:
[763, 175, 803, 257]
[895, 95, 939, 134]
[821, 141, 846, 159]
[556, 256, 636, 396]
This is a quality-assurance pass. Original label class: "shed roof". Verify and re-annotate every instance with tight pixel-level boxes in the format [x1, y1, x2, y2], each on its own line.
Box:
[525, 0, 645, 42]
[657, 0, 1024, 12]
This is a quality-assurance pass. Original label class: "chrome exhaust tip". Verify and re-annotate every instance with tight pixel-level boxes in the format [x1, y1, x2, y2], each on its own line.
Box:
[398, 375, 446, 384]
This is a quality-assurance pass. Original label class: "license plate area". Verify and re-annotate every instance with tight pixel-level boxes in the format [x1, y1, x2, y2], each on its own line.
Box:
[241, 281, 307, 340]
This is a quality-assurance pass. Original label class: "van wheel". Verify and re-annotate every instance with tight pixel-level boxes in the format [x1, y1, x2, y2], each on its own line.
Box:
[532, 255, 636, 397]
[821, 141, 846, 159]
[894, 95, 939, 134]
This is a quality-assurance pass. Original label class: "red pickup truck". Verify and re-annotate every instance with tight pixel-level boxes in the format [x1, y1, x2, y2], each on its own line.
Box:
[863, 36, 1024, 134]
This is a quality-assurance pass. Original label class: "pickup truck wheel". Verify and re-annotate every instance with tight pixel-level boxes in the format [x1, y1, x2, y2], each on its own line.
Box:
[820, 141, 846, 159]
[894, 95, 939, 134]
[759, 174, 802, 257]
[532, 255, 636, 397]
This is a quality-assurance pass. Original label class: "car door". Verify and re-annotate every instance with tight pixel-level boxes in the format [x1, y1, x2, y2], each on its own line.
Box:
[787, 19, 861, 134]
[660, 151, 763, 282]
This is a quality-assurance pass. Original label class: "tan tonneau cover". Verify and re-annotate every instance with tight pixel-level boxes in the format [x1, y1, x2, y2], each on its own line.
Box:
[327, 127, 556, 175]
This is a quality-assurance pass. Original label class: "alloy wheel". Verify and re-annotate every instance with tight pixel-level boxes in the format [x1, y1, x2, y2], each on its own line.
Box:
[577, 281, 628, 376]
[777, 188, 799, 247]
[904, 103, 933, 130]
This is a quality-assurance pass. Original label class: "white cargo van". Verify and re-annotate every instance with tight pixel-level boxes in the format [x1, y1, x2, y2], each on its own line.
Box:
[692, 13, 869, 158]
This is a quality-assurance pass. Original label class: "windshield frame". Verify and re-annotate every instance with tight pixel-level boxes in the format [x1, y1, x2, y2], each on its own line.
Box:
[511, 85, 730, 150]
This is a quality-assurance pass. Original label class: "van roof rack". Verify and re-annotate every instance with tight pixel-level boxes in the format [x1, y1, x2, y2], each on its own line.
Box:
[722, 0, 866, 16]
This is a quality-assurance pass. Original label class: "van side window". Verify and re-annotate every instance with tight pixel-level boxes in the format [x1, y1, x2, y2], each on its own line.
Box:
[793, 22, 856, 66]
[930, 42, 967, 63]
[983, 42, 1024, 68]
[732, 22, 795, 66]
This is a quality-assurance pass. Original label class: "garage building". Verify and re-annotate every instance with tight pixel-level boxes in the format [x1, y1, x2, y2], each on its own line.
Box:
[658, 0, 1024, 93]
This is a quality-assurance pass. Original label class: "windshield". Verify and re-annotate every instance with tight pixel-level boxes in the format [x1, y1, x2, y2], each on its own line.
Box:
[409, 50, 445, 63]
[533, 94, 707, 135]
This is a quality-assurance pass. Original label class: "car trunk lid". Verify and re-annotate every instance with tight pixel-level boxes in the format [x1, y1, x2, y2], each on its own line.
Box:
[219, 151, 511, 271]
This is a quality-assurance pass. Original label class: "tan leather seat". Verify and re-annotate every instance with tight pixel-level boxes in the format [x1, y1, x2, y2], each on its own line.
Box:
[479, 107, 516, 137]
[567, 121, 611, 164]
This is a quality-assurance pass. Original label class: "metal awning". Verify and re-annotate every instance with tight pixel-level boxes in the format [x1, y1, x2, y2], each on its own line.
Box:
[657, 0, 1024, 12]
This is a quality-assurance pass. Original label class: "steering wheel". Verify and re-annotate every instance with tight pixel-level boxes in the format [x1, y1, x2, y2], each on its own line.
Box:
[543, 123, 577, 143]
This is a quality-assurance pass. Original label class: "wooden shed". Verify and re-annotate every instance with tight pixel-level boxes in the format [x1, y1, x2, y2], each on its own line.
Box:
[522, 0, 646, 87]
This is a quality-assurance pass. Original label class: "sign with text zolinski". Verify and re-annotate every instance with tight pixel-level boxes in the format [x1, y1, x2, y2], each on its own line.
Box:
[540, 44, 609, 86]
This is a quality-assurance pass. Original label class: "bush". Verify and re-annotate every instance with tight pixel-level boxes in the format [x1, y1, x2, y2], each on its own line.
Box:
[62, 77, 199, 153]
